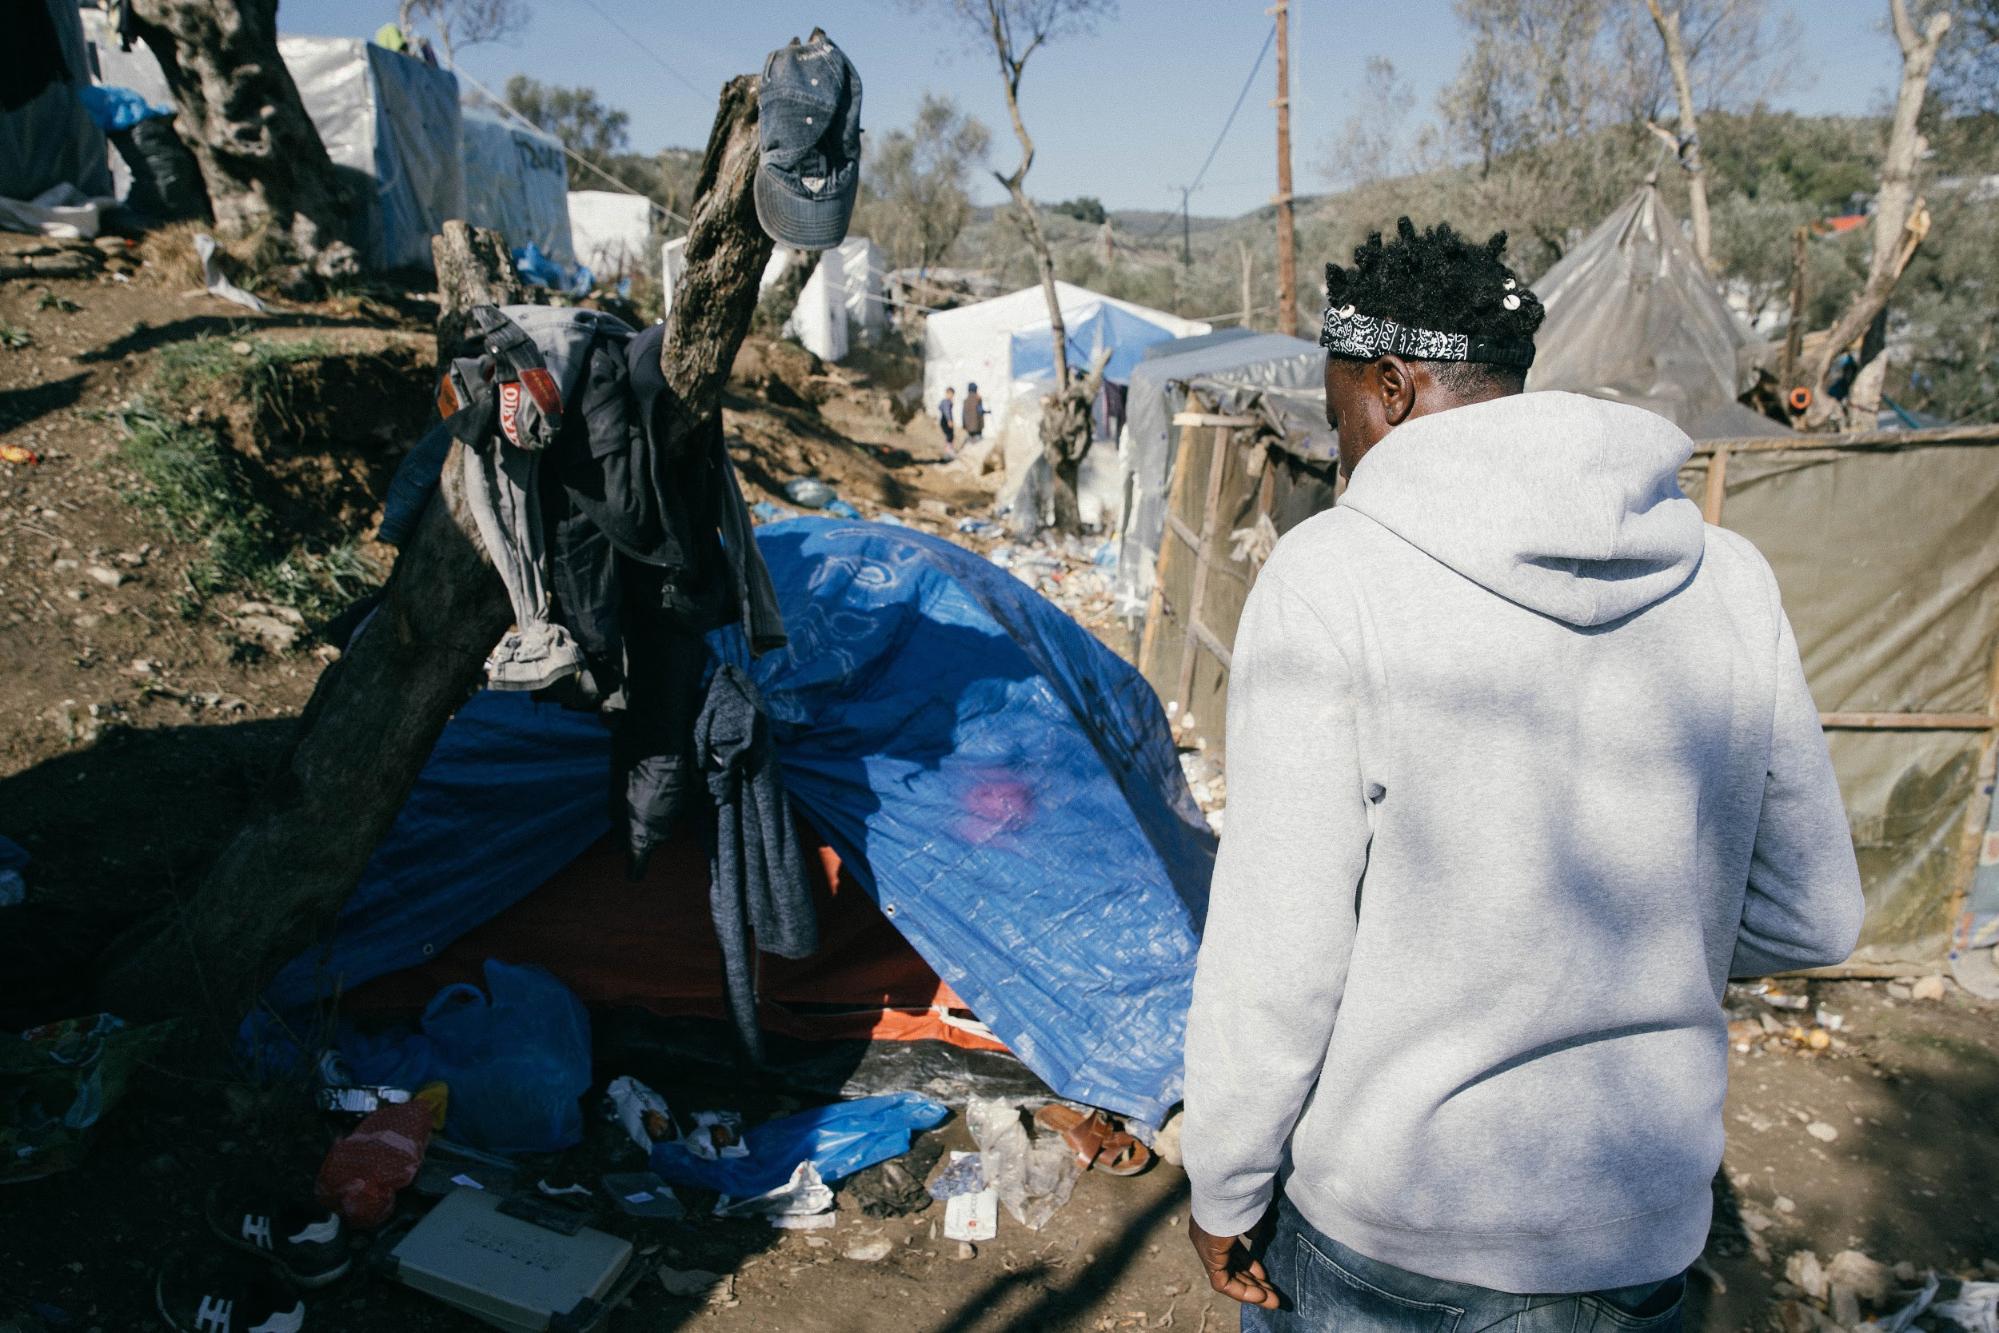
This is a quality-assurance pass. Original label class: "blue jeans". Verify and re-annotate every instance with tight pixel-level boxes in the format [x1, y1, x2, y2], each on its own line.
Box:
[1241, 1196, 1686, 1332]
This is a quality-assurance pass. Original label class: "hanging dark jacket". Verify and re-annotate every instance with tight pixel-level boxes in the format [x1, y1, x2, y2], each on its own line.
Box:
[694, 664, 815, 1062]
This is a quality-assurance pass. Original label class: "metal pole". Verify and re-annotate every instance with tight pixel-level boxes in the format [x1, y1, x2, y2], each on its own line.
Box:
[1271, 0, 1296, 336]
[1182, 186, 1193, 267]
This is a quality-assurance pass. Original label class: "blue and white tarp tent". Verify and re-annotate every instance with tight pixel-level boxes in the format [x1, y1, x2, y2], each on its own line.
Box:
[1009, 301, 1183, 388]
[270, 519, 1215, 1124]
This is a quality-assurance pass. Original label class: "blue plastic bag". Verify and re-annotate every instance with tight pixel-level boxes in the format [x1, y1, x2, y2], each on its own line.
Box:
[651, 1092, 949, 1198]
[341, 961, 591, 1155]
[77, 85, 174, 133]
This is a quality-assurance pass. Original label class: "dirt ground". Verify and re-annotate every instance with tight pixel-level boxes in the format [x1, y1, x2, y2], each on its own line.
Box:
[3, 232, 1997, 1332]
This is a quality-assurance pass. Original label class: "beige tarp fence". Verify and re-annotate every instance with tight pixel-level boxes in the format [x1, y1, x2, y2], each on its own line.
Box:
[1143, 416, 1999, 968]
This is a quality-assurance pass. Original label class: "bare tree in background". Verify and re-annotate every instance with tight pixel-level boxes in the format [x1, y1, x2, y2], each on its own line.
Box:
[857, 94, 993, 272]
[1320, 57, 1420, 190]
[1803, 0, 1952, 429]
[1641, 1, 1716, 271]
[397, 0, 526, 67]
[130, 0, 357, 275]
[936, 0, 1115, 393]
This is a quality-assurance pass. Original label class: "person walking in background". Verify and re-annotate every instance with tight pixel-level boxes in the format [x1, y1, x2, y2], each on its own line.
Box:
[1182, 219, 1863, 1330]
[962, 382, 985, 446]
[937, 386, 956, 455]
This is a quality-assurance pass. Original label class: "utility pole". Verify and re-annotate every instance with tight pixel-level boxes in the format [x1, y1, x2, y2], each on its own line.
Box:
[1271, 0, 1296, 336]
[1179, 185, 1193, 267]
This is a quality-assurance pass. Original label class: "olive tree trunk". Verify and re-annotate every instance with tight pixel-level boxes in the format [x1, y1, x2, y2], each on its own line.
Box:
[97, 77, 773, 1024]
[129, 0, 359, 275]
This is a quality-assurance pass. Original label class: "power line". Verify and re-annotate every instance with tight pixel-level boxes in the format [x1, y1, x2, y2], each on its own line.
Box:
[1144, 22, 1277, 240]
[572, 0, 709, 99]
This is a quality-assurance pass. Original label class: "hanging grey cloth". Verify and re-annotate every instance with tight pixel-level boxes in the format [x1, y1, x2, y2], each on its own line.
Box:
[693, 664, 816, 1062]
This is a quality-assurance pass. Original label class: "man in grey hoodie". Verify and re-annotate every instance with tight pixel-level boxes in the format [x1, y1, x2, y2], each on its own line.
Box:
[1182, 220, 1863, 1330]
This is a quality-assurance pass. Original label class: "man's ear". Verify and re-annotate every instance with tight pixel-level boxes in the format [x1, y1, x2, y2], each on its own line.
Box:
[1378, 355, 1416, 426]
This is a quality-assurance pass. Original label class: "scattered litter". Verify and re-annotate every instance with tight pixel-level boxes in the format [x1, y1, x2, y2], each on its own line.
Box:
[750, 500, 793, 523]
[847, 1132, 945, 1217]
[824, 498, 862, 519]
[605, 1075, 676, 1155]
[1, 1013, 171, 1181]
[658, 1267, 733, 1303]
[602, 1171, 686, 1220]
[770, 1211, 838, 1230]
[941, 1153, 1000, 1243]
[0, 445, 39, 466]
[714, 1160, 835, 1220]
[652, 1092, 949, 1216]
[927, 1152, 987, 1200]
[537, 1179, 595, 1199]
[1806, 1121, 1839, 1142]
[784, 478, 837, 509]
[966, 1098, 1082, 1232]
[451, 1173, 486, 1190]
[1910, 975, 1948, 1002]
[1861, 1271, 1939, 1333]
[843, 1238, 894, 1263]
[956, 517, 999, 536]
[193, 232, 266, 313]
[1933, 1282, 1999, 1333]
[1787, 1251, 1829, 1302]
[681, 1109, 747, 1162]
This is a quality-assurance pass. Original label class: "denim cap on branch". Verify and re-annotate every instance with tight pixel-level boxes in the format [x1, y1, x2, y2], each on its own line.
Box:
[755, 32, 863, 252]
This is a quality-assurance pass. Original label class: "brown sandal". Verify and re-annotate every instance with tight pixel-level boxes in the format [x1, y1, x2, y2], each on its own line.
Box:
[1033, 1104, 1154, 1177]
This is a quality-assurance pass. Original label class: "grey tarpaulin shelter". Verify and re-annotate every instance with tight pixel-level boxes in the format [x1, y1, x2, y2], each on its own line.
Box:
[0, 0, 111, 204]
[1143, 412, 1999, 971]
[1116, 330, 1328, 617]
[1529, 184, 1785, 441]
[460, 105, 572, 265]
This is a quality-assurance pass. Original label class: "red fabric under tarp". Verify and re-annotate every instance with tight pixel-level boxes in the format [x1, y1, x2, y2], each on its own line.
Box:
[346, 826, 1008, 1052]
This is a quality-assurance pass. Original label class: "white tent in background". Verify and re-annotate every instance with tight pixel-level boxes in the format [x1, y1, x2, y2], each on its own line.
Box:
[921, 283, 1208, 437]
[568, 189, 657, 278]
[755, 237, 888, 363]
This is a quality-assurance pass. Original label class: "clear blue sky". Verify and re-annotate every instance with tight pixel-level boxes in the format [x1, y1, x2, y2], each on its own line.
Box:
[282, 0, 1908, 218]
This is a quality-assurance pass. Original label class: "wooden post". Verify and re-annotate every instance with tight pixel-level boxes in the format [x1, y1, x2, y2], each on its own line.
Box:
[1271, 0, 1296, 338]
[1943, 641, 1999, 943]
[1700, 446, 1730, 525]
[1175, 420, 1239, 713]
[96, 75, 774, 1024]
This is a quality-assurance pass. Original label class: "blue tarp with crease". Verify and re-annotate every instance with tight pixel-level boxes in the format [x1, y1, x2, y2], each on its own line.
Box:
[268, 518, 1215, 1124]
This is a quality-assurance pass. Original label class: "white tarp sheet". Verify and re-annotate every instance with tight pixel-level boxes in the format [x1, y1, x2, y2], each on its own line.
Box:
[753, 237, 888, 362]
[460, 106, 571, 263]
[569, 189, 656, 277]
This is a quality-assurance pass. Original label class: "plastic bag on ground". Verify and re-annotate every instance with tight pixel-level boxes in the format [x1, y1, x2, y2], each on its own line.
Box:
[0, 1013, 172, 1182]
[966, 1097, 1081, 1231]
[649, 1091, 949, 1209]
[341, 960, 592, 1156]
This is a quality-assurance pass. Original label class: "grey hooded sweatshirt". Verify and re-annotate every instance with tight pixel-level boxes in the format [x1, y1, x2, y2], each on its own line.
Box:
[1182, 391, 1862, 1294]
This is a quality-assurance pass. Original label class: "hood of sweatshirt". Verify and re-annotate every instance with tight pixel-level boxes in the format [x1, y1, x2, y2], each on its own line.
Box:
[1337, 390, 1706, 627]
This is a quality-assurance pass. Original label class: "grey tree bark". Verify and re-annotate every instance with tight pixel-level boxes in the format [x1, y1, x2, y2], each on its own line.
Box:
[1642, 1, 1714, 273]
[96, 77, 774, 1024]
[129, 0, 359, 275]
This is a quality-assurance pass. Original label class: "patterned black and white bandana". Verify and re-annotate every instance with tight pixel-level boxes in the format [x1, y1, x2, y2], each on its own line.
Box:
[1318, 306, 1536, 370]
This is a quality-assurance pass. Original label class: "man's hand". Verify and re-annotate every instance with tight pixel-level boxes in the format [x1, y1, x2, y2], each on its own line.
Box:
[1188, 1215, 1281, 1309]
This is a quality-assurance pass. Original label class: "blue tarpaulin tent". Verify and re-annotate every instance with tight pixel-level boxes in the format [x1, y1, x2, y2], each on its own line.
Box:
[270, 519, 1214, 1124]
[1009, 302, 1183, 386]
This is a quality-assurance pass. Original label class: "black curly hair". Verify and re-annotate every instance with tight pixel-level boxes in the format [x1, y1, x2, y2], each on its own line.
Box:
[1324, 218, 1544, 393]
